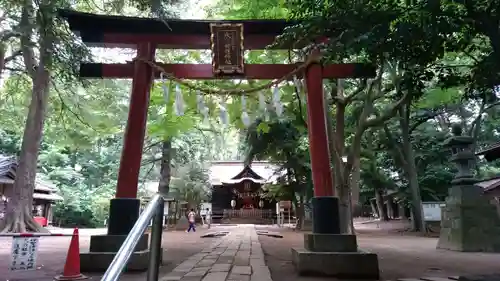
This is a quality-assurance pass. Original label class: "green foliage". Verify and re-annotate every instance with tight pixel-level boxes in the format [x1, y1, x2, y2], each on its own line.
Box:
[206, 0, 289, 19]
[2, 0, 500, 229]
[170, 163, 211, 208]
[245, 118, 313, 202]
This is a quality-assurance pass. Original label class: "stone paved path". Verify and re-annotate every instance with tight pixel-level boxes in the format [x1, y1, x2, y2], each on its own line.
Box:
[160, 225, 272, 281]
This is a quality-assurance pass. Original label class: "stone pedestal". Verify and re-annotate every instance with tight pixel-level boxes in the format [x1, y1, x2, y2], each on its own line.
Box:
[81, 233, 154, 272]
[80, 198, 153, 272]
[291, 233, 379, 278]
[438, 124, 500, 252]
[291, 197, 380, 279]
[437, 185, 500, 252]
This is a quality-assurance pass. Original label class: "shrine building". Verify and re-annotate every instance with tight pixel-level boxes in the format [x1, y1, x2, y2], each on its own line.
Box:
[476, 142, 500, 197]
[209, 161, 281, 223]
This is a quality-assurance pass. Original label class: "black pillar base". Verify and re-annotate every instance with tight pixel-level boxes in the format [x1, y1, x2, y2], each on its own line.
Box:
[81, 198, 151, 272]
[292, 196, 380, 278]
[107, 198, 141, 235]
[312, 196, 340, 234]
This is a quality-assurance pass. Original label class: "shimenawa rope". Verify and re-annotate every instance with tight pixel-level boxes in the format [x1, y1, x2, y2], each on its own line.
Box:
[129, 53, 320, 95]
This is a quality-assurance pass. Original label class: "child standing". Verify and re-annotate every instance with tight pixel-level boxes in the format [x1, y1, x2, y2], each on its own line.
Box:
[187, 208, 196, 232]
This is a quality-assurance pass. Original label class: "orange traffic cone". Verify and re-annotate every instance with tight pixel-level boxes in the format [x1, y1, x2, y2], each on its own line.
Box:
[54, 228, 87, 280]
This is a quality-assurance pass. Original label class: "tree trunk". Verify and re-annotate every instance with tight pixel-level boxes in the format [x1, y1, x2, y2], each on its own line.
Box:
[370, 200, 379, 217]
[1, 0, 53, 233]
[325, 81, 353, 234]
[400, 104, 426, 232]
[326, 102, 351, 233]
[342, 122, 366, 233]
[158, 139, 172, 196]
[374, 188, 389, 221]
[1, 53, 52, 233]
[469, 102, 485, 177]
[2, 68, 52, 232]
[0, 44, 5, 80]
[349, 154, 361, 232]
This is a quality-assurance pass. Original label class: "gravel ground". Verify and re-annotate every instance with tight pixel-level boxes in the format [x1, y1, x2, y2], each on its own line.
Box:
[0, 226, 221, 281]
[256, 222, 500, 281]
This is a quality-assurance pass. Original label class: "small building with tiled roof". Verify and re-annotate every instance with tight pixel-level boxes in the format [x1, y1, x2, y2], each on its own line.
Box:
[476, 141, 500, 162]
[0, 155, 63, 226]
[475, 142, 500, 196]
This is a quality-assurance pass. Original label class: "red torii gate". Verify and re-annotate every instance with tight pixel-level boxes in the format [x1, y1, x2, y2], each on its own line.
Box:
[60, 10, 377, 274]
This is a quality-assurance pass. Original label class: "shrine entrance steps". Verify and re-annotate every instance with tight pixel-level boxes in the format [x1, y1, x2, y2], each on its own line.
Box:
[220, 217, 273, 225]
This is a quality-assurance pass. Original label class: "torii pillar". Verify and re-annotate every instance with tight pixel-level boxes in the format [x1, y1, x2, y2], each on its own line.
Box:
[80, 43, 157, 272]
[290, 57, 380, 279]
[107, 43, 156, 235]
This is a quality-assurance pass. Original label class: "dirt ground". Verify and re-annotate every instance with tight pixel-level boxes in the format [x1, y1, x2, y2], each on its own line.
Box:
[3, 222, 500, 281]
[257, 221, 500, 281]
[0, 227, 218, 281]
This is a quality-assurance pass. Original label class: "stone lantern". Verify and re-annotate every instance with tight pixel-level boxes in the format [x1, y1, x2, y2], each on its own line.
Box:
[443, 124, 476, 185]
[437, 124, 500, 252]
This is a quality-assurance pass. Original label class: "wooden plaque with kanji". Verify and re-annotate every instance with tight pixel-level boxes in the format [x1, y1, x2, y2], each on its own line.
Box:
[210, 23, 245, 75]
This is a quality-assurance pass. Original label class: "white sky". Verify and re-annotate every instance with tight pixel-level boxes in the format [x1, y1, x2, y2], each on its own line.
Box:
[92, 0, 215, 62]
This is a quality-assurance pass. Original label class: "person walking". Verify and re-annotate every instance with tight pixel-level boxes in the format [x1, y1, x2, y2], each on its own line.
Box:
[186, 208, 196, 233]
[205, 208, 212, 229]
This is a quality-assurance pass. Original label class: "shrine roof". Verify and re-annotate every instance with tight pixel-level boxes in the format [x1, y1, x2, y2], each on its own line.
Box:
[58, 9, 297, 49]
[475, 175, 500, 193]
[476, 141, 500, 162]
[0, 155, 62, 200]
[0, 155, 56, 191]
[0, 155, 15, 183]
[209, 161, 282, 186]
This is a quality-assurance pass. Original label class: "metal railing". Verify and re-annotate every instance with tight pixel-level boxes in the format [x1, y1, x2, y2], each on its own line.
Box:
[101, 193, 164, 281]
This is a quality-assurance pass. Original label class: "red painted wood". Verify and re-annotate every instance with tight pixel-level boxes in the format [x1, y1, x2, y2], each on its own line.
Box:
[100, 33, 277, 49]
[93, 63, 359, 79]
[115, 43, 156, 198]
[304, 63, 334, 197]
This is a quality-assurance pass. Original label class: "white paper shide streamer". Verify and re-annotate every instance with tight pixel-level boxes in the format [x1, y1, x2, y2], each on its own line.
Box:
[195, 90, 210, 124]
[219, 100, 229, 126]
[202, 107, 210, 125]
[174, 84, 185, 116]
[161, 73, 170, 102]
[293, 75, 301, 93]
[240, 95, 251, 127]
[272, 86, 283, 117]
[200, 93, 211, 124]
[196, 90, 204, 112]
[259, 92, 270, 121]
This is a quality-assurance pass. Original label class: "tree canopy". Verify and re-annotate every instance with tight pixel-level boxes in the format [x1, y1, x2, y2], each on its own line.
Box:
[1, 0, 500, 232]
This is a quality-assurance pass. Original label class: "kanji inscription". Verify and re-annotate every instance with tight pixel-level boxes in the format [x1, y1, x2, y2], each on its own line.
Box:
[210, 23, 244, 75]
[10, 237, 39, 271]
